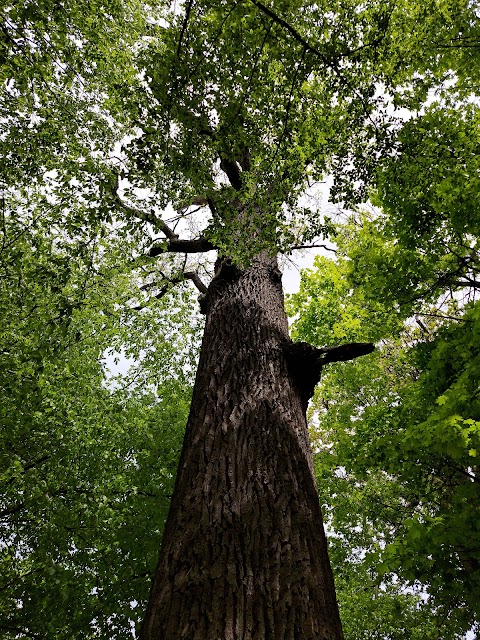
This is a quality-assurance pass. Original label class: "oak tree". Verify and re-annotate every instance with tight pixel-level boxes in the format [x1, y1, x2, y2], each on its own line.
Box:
[1, 0, 479, 637]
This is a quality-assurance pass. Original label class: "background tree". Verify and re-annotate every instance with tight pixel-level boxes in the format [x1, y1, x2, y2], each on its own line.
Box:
[0, 195, 201, 638]
[288, 95, 480, 636]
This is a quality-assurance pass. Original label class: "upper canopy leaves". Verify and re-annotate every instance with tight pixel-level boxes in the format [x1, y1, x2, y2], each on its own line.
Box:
[2, 0, 479, 262]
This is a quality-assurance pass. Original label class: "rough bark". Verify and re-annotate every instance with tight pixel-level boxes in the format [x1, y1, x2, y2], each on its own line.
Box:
[141, 252, 345, 640]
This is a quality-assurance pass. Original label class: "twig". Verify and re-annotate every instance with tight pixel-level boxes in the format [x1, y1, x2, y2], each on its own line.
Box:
[132, 270, 208, 310]
[290, 243, 337, 253]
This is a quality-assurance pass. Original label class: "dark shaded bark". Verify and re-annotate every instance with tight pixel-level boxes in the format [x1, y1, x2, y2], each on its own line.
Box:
[285, 341, 374, 411]
[141, 252, 346, 640]
[149, 237, 215, 256]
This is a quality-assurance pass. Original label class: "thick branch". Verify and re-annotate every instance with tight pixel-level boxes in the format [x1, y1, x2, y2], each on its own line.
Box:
[176, 195, 209, 216]
[447, 279, 480, 290]
[319, 342, 375, 364]
[285, 340, 374, 409]
[149, 237, 215, 256]
[120, 203, 214, 254]
[219, 156, 243, 191]
[156, 220, 179, 241]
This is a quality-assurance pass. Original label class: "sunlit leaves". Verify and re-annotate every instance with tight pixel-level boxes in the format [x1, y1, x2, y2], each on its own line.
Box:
[377, 103, 480, 245]
[289, 219, 480, 636]
[0, 204, 200, 638]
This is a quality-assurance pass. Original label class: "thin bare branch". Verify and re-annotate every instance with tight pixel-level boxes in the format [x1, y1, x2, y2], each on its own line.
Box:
[132, 270, 208, 310]
[290, 243, 337, 253]
[250, 0, 330, 63]
[184, 271, 208, 295]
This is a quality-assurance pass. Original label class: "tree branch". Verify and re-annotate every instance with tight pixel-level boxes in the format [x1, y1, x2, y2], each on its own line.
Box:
[319, 342, 375, 364]
[251, 1, 392, 62]
[219, 156, 243, 190]
[447, 279, 480, 290]
[148, 236, 215, 256]
[184, 271, 209, 295]
[115, 195, 185, 242]
[290, 243, 337, 253]
[132, 270, 208, 310]
[111, 186, 215, 255]
[0, 501, 25, 518]
[416, 311, 474, 323]
[176, 195, 209, 216]
[250, 0, 330, 63]
[176, 0, 194, 60]
[285, 341, 375, 409]
[156, 220, 179, 241]
[113, 191, 165, 229]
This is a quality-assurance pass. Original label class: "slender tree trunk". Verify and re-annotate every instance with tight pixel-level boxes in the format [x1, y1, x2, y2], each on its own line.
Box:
[141, 252, 344, 639]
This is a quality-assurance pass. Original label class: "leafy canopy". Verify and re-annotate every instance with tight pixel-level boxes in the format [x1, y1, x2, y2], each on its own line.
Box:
[2, 0, 480, 637]
[288, 97, 480, 634]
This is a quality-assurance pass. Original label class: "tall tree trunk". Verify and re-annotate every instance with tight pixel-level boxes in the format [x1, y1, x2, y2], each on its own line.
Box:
[141, 252, 344, 640]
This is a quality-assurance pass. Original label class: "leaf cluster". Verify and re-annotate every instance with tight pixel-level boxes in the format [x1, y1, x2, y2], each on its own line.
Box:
[288, 67, 480, 626]
[0, 200, 200, 638]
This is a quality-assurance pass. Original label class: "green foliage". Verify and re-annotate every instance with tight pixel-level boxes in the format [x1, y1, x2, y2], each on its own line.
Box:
[4, 0, 478, 258]
[0, 204, 200, 638]
[377, 103, 480, 244]
[123, 0, 480, 259]
[0, 0, 155, 184]
[289, 228, 480, 636]
[286, 254, 403, 344]
[2, 0, 480, 636]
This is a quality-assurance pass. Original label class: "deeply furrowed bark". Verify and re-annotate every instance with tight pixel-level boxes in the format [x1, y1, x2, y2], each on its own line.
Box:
[141, 252, 344, 640]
